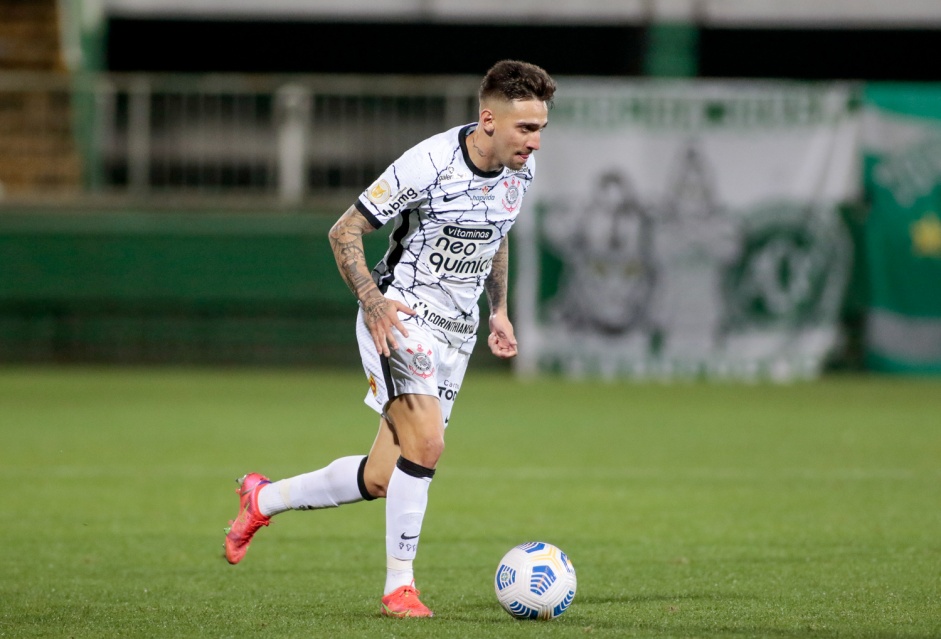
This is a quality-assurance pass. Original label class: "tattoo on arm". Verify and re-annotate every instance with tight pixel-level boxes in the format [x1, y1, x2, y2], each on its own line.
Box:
[329, 207, 383, 306]
[485, 237, 509, 313]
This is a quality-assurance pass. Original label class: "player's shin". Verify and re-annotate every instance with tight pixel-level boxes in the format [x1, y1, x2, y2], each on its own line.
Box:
[384, 457, 435, 594]
[257, 455, 372, 516]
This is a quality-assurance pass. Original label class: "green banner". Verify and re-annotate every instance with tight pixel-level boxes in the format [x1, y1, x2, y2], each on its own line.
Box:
[863, 84, 941, 374]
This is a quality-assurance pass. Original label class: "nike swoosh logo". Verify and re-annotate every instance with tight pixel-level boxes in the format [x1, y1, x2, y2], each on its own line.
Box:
[401, 533, 419, 540]
[442, 193, 461, 202]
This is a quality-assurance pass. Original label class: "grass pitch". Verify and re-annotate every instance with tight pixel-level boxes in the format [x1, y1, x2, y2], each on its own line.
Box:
[1, 366, 939, 638]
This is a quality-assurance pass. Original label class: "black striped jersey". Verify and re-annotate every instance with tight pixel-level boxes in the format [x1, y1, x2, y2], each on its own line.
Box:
[354, 122, 535, 350]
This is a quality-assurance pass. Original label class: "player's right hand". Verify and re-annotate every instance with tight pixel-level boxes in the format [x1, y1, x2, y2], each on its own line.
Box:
[363, 297, 416, 357]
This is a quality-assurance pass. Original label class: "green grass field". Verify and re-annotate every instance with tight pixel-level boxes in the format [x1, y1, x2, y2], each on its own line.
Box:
[1, 366, 939, 638]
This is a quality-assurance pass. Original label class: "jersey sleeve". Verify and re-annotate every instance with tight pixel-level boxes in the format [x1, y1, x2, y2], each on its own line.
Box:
[355, 144, 433, 229]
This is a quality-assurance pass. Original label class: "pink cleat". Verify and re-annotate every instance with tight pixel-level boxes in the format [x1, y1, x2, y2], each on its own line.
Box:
[223, 473, 271, 565]
[381, 583, 434, 618]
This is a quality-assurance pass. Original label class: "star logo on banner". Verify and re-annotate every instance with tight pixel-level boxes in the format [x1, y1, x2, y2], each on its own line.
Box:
[911, 212, 941, 257]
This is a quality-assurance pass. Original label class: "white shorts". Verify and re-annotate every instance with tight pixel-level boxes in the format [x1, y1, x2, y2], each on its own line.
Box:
[356, 308, 474, 427]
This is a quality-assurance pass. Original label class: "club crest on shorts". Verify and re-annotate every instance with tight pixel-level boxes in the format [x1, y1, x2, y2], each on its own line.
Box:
[406, 344, 435, 379]
[368, 373, 378, 397]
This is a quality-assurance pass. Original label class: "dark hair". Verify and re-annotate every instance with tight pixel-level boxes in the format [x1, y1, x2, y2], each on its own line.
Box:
[479, 60, 557, 106]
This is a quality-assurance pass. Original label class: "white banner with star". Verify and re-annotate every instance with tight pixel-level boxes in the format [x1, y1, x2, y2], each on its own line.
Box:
[514, 80, 861, 381]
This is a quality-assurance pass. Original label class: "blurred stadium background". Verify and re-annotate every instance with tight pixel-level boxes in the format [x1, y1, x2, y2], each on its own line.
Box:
[1, 0, 940, 377]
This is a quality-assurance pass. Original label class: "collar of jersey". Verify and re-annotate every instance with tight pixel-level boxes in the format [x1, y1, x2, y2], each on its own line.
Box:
[459, 124, 505, 179]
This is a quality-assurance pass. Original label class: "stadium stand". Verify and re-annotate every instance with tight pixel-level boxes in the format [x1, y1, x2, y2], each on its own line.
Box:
[0, 0, 81, 198]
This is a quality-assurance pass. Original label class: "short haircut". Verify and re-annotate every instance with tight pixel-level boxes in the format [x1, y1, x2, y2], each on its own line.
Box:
[479, 60, 557, 107]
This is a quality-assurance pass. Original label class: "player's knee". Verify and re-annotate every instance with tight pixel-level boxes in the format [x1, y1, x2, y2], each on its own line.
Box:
[424, 435, 445, 465]
[366, 480, 388, 499]
[408, 434, 444, 469]
[360, 456, 390, 499]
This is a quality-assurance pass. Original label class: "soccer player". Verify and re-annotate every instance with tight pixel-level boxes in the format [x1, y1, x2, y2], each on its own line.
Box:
[223, 60, 557, 618]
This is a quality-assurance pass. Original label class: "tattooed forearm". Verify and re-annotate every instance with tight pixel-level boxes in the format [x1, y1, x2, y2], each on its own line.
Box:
[485, 237, 510, 313]
[334, 240, 371, 295]
[329, 207, 382, 304]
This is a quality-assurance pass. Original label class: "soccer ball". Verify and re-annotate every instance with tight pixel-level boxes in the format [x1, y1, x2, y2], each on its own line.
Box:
[494, 541, 577, 620]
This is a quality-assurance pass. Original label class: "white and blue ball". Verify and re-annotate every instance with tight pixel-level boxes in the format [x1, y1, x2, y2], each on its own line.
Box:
[494, 541, 577, 620]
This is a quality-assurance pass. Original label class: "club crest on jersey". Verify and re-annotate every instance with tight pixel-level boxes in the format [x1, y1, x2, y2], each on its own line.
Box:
[406, 344, 435, 379]
[502, 178, 521, 212]
[367, 179, 392, 204]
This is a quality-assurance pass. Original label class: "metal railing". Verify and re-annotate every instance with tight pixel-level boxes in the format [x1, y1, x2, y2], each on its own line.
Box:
[0, 72, 481, 207]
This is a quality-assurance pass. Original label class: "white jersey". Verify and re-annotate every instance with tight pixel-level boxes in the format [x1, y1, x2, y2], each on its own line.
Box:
[355, 123, 535, 351]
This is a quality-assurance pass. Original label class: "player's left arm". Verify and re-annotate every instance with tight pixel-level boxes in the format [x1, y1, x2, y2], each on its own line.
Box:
[485, 236, 518, 359]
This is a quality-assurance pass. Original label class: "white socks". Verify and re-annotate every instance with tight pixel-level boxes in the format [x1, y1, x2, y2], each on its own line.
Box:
[252, 453, 435, 597]
[257, 455, 367, 517]
[384, 461, 434, 594]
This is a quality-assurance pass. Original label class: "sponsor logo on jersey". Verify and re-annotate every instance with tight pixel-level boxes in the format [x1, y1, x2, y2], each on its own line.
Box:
[412, 301, 477, 335]
[424, 310, 476, 335]
[502, 178, 521, 212]
[429, 225, 495, 277]
[437, 165, 458, 182]
[443, 225, 493, 241]
[367, 179, 392, 204]
[406, 344, 435, 379]
[381, 186, 420, 215]
[470, 185, 496, 202]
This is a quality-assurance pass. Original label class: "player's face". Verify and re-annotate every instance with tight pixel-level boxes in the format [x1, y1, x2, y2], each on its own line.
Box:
[490, 98, 549, 171]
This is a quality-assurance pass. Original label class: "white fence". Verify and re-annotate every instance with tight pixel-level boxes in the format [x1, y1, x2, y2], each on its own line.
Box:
[0, 72, 481, 206]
